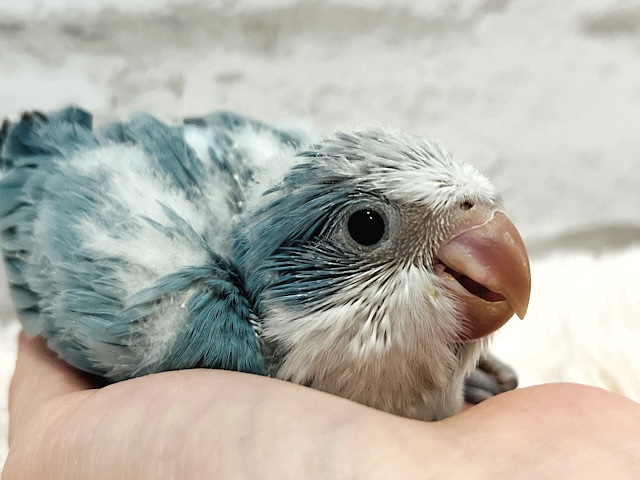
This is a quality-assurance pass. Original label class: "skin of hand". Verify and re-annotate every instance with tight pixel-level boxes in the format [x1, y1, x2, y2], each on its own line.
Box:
[4, 334, 640, 480]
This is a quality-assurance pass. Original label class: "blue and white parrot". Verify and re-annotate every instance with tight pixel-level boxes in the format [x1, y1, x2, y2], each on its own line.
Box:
[0, 107, 530, 421]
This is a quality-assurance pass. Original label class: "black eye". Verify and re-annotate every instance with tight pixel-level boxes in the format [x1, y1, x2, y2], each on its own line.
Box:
[347, 209, 386, 246]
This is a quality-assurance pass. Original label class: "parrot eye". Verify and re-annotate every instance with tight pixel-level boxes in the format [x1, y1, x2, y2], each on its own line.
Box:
[347, 209, 386, 246]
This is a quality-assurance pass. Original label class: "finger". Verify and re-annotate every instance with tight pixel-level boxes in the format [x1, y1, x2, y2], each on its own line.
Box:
[3, 369, 416, 480]
[429, 384, 640, 479]
[3, 370, 341, 479]
[8, 332, 95, 444]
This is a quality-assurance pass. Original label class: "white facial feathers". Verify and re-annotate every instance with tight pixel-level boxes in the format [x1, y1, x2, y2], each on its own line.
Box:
[266, 264, 486, 421]
[319, 129, 501, 212]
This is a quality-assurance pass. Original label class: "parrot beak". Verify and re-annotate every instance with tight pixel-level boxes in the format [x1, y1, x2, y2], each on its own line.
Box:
[436, 207, 531, 342]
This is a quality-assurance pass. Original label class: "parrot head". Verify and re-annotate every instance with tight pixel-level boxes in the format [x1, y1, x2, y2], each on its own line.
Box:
[234, 128, 530, 419]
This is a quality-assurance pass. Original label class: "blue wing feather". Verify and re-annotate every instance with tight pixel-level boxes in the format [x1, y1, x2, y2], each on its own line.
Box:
[0, 106, 304, 380]
[129, 266, 264, 375]
[106, 113, 206, 201]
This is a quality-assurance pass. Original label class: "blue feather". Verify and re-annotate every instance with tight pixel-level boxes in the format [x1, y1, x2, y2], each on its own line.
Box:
[116, 113, 206, 200]
[0, 106, 305, 380]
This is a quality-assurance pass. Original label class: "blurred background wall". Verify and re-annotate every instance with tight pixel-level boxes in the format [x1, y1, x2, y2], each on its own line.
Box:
[2, 0, 640, 243]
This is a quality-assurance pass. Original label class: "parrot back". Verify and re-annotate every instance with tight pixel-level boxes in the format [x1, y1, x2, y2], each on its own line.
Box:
[0, 107, 307, 380]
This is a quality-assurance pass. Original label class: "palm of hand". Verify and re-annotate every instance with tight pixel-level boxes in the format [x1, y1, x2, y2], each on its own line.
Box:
[4, 334, 640, 480]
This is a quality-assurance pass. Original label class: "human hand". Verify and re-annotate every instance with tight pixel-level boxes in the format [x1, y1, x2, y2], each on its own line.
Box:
[4, 333, 640, 480]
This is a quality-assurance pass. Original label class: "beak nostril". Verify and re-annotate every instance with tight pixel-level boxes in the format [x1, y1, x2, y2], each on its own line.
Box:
[460, 201, 474, 211]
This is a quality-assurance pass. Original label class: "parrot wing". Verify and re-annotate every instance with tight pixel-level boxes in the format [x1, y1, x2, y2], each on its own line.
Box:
[0, 107, 305, 380]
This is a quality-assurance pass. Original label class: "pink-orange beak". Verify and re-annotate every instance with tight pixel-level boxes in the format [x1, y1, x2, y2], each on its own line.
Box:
[436, 207, 531, 341]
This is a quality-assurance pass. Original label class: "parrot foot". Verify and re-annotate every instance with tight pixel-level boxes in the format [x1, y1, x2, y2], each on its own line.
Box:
[464, 353, 518, 404]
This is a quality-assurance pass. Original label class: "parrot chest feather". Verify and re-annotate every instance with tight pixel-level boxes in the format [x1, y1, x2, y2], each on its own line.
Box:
[261, 266, 488, 420]
[271, 308, 486, 421]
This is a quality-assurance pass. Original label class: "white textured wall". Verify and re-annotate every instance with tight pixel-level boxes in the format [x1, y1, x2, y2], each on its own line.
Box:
[2, 0, 640, 239]
[2, 0, 640, 469]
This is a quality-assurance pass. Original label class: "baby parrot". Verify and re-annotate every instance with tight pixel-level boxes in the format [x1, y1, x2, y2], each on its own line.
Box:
[0, 107, 530, 421]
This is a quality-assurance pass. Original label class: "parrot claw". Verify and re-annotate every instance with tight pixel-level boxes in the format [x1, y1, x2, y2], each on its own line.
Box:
[464, 352, 518, 404]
